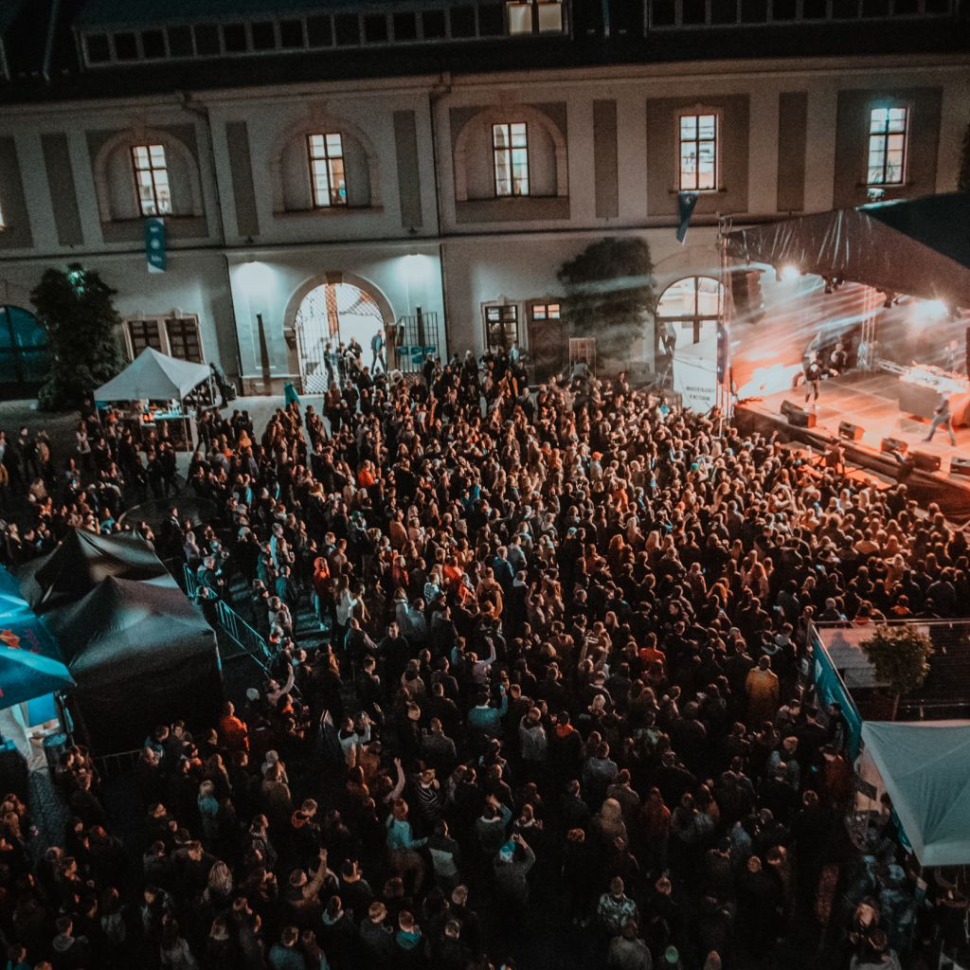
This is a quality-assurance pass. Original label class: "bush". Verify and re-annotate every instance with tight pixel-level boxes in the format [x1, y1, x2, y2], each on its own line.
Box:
[859, 623, 934, 718]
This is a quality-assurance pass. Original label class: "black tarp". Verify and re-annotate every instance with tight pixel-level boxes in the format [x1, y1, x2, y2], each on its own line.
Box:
[725, 193, 970, 307]
[43, 576, 222, 753]
[18, 529, 169, 611]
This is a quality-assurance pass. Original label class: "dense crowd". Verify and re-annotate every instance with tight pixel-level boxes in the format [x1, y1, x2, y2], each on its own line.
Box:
[1, 344, 968, 970]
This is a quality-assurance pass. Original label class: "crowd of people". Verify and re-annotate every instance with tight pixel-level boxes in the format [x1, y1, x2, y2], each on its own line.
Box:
[2, 343, 969, 970]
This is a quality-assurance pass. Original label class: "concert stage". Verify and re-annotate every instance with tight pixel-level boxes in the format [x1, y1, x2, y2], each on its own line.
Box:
[735, 372, 970, 521]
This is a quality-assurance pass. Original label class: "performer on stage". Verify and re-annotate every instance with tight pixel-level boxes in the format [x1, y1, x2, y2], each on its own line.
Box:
[926, 391, 957, 446]
[829, 339, 848, 376]
[804, 351, 822, 405]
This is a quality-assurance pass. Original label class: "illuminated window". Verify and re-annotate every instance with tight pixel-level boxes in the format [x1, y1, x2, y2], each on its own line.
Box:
[307, 133, 347, 208]
[537, 1, 564, 31]
[492, 123, 529, 197]
[656, 276, 723, 345]
[507, 2, 533, 33]
[0, 196, 5, 229]
[531, 303, 561, 320]
[131, 144, 172, 217]
[484, 305, 519, 351]
[678, 113, 718, 191]
[867, 106, 907, 186]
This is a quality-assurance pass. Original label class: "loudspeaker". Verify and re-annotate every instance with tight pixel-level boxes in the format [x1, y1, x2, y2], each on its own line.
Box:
[780, 399, 797, 416]
[951, 455, 970, 478]
[912, 450, 942, 472]
[838, 421, 864, 441]
[881, 437, 908, 455]
[787, 407, 817, 429]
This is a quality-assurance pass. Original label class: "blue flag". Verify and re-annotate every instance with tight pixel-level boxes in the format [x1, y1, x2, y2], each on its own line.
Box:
[145, 217, 166, 273]
[676, 192, 699, 243]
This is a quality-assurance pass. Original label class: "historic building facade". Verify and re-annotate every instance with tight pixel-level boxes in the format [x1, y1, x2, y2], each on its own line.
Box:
[0, 0, 967, 391]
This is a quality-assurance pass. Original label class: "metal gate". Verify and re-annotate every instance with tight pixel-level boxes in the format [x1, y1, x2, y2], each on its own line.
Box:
[391, 310, 443, 375]
[295, 283, 387, 392]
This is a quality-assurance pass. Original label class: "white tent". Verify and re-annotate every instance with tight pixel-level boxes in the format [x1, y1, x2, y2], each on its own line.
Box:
[861, 720, 970, 866]
[93, 347, 209, 402]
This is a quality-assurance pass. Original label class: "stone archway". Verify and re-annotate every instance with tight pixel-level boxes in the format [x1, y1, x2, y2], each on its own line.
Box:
[283, 272, 396, 392]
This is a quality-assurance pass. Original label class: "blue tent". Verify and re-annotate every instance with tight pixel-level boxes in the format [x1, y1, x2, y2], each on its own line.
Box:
[0, 643, 74, 710]
[0, 565, 32, 621]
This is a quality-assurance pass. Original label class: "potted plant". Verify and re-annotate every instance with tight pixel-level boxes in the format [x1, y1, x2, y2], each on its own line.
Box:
[859, 623, 934, 719]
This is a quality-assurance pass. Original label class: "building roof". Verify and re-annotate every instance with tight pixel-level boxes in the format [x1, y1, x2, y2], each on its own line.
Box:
[75, 0, 459, 29]
[0, 0, 967, 105]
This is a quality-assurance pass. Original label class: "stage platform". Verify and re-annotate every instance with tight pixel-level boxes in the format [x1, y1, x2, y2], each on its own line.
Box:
[735, 372, 970, 521]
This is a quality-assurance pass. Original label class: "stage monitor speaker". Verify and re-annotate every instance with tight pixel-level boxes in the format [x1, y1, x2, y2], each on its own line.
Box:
[838, 421, 864, 442]
[880, 437, 908, 455]
[951, 456, 970, 478]
[787, 407, 817, 429]
[912, 450, 942, 472]
[780, 399, 797, 417]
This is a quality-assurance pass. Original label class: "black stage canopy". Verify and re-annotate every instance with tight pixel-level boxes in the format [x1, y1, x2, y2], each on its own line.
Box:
[725, 193, 970, 308]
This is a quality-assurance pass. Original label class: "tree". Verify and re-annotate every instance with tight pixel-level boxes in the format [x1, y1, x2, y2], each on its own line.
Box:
[31, 264, 125, 411]
[859, 623, 934, 719]
[557, 237, 658, 369]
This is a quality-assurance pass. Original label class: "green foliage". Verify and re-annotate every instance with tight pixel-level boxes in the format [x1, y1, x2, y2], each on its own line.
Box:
[31, 264, 125, 411]
[860, 624, 934, 710]
[557, 237, 658, 364]
[959, 119, 970, 194]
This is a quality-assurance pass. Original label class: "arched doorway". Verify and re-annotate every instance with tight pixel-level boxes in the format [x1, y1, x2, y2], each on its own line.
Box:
[294, 281, 388, 392]
[0, 305, 50, 397]
[656, 276, 724, 411]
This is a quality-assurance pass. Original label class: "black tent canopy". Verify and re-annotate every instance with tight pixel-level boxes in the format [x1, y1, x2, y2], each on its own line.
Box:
[43, 576, 221, 752]
[18, 529, 170, 611]
[724, 193, 970, 307]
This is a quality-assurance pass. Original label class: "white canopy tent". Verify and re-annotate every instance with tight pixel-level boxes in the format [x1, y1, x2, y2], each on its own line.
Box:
[93, 347, 210, 402]
[861, 720, 970, 867]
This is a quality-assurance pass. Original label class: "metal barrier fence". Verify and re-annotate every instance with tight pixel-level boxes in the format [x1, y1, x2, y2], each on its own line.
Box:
[94, 748, 143, 779]
[216, 599, 272, 672]
[184, 564, 271, 672]
[813, 617, 970, 722]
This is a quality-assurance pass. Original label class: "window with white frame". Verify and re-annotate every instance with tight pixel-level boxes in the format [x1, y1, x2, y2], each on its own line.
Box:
[307, 133, 348, 207]
[867, 106, 908, 186]
[507, 2, 533, 32]
[484, 305, 519, 351]
[678, 113, 718, 192]
[132, 144, 173, 216]
[530, 302, 561, 321]
[492, 123, 529, 197]
[125, 316, 204, 362]
[537, 0, 564, 31]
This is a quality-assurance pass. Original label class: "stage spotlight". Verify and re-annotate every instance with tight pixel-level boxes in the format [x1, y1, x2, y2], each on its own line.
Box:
[823, 277, 834, 294]
[780, 264, 800, 283]
[915, 299, 948, 322]
[948, 305, 962, 321]
[882, 293, 896, 309]
[867, 186, 886, 202]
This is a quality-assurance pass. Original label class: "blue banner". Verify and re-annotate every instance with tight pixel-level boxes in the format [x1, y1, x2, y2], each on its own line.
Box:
[812, 628, 863, 761]
[676, 191, 699, 243]
[145, 217, 166, 273]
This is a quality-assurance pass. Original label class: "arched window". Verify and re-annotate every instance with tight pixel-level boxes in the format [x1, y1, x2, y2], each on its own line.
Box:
[656, 276, 723, 349]
[92, 128, 204, 223]
[271, 115, 380, 214]
[0, 305, 50, 390]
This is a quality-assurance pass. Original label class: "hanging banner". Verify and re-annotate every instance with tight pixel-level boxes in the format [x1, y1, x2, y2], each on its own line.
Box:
[672, 352, 718, 413]
[145, 217, 166, 274]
